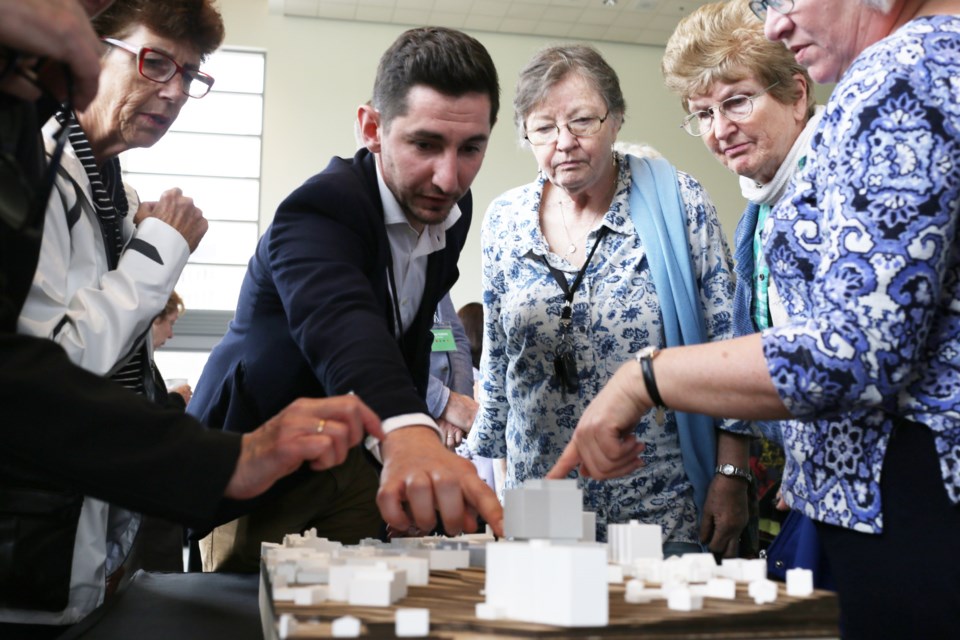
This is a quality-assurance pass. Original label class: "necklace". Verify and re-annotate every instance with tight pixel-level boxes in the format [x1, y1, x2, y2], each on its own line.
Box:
[551, 157, 619, 257]
[557, 198, 603, 257]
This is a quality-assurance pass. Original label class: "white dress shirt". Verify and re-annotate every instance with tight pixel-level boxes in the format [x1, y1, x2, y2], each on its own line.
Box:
[373, 159, 461, 439]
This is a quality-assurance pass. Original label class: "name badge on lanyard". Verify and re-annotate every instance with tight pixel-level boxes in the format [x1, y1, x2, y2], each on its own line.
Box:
[431, 326, 457, 352]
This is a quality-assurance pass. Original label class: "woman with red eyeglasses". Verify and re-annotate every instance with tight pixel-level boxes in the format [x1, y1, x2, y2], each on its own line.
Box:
[9, 0, 223, 628]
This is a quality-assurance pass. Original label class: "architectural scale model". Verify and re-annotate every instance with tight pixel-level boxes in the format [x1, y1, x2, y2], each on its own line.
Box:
[262, 479, 817, 637]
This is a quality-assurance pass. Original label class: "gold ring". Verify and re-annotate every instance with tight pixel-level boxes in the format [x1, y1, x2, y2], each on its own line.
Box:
[316, 419, 326, 434]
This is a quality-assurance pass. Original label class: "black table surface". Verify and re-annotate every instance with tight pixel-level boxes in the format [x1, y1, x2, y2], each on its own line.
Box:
[74, 571, 262, 640]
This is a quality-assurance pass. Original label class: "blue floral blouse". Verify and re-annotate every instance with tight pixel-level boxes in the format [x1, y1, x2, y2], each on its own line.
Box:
[762, 16, 960, 534]
[469, 153, 751, 542]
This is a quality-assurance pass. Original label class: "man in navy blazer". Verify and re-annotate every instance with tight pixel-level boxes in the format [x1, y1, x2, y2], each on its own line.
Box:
[189, 26, 503, 571]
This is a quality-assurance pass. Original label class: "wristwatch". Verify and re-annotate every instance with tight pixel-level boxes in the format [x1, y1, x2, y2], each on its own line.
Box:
[715, 463, 752, 483]
[635, 345, 665, 408]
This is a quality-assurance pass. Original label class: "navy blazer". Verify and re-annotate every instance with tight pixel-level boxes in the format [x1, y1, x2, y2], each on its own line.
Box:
[190, 149, 472, 434]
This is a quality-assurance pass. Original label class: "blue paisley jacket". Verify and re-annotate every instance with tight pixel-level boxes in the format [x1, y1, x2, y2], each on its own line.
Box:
[762, 15, 960, 533]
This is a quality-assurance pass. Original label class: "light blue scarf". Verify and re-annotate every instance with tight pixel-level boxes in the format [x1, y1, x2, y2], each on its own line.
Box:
[626, 154, 716, 518]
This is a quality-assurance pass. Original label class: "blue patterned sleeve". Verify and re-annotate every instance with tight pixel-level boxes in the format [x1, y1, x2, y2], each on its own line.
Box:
[761, 27, 960, 419]
[678, 172, 757, 437]
[467, 196, 511, 458]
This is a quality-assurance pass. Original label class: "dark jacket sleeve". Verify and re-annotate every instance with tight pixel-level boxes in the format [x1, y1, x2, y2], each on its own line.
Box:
[189, 151, 471, 436]
[264, 152, 471, 420]
[0, 334, 241, 530]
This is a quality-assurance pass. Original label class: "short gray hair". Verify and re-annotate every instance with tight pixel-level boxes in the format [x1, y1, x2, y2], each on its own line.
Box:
[513, 44, 625, 143]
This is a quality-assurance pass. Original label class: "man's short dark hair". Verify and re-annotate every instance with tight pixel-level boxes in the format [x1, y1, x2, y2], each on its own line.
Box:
[372, 27, 500, 129]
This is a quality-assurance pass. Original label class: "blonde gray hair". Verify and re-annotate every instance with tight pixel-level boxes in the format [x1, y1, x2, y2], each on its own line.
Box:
[661, 0, 815, 120]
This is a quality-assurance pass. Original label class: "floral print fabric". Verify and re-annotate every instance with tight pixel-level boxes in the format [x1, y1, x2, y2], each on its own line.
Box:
[469, 153, 750, 542]
[762, 16, 960, 533]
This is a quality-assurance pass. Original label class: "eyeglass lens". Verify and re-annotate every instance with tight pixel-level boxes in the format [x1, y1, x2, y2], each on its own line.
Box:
[140, 49, 212, 98]
[526, 114, 606, 145]
[749, 0, 794, 20]
[685, 95, 754, 136]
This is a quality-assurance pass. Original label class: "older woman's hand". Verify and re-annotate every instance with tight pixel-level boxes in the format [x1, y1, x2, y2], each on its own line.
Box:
[225, 394, 384, 500]
[440, 390, 478, 432]
[547, 360, 648, 480]
[700, 475, 750, 558]
[134, 187, 208, 253]
[437, 418, 466, 450]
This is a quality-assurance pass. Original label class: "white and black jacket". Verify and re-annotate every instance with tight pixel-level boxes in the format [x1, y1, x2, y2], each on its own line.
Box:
[1, 117, 190, 626]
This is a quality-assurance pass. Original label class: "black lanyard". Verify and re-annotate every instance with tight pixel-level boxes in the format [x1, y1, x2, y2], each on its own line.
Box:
[540, 225, 609, 322]
[385, 261, 405, 351]
[540, 226, 609, 396]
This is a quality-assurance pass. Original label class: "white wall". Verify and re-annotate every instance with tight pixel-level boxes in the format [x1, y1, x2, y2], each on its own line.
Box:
[218, 0, 827, 307]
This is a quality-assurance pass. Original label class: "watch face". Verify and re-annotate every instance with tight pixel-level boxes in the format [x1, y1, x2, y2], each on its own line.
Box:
[721, 464, 734, 474]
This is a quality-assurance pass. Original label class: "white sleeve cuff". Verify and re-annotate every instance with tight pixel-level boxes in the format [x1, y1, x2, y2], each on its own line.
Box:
[363, 413, 441, 464]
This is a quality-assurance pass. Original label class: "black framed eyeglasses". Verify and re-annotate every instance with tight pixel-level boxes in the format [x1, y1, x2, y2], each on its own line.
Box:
[525, 111, 610, 146]
[681, 82, 780, 137]
[0, 56, 72, 232]
[102, 37, 214, 98]
[748, 0, 795, 21]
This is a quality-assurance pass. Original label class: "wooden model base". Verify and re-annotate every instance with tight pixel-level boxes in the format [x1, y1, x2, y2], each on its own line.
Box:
[260, 564, 840, 639]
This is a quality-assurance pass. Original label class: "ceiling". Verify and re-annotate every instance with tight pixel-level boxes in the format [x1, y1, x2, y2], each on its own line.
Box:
[268, 0, 713, 47]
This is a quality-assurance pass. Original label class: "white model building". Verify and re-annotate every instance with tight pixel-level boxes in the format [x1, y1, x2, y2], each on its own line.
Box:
[704, 577, 737, 600]
[581, 511, 597, 542]
[358, 553, 430, 586]
[283, 528, 343, 554]
[667, 586, 704, 612]
[395, 608, 430, 637]
[748, 578, 779, 604]
[328, 563, 408, 606]
[717, 557, 768, 583]
[786, 568, 814, 597]
[278, 613, 298, 639]
[331, 615, 361, 638]
[407, 546, 470, 571]
[503, 478, 584, 540]
[607, 519, 663, 565]
[482, 539, 609, 627]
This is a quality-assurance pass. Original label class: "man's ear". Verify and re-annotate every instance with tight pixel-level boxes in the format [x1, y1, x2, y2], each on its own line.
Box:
[357, 103, 382, 153]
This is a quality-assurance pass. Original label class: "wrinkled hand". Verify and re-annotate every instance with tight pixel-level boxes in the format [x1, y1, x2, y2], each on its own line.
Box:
[547, 360, 648, 480]
[0, 0, 107, 109]
[134, 188, 207, 252]
[170, 383, 192, 405]
[440, 391, 478, 431]
[699, 475, 750, 558]
[225, 395, 383, 500]
[437, 418, 466, 450]
[377, 426, 503, 537]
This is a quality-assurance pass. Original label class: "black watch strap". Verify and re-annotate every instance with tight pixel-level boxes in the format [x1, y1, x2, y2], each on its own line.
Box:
[639, 352, 666, 409]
